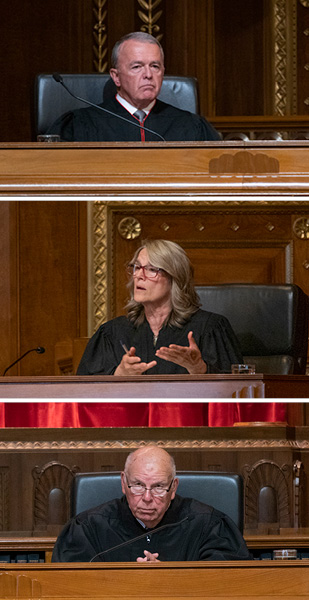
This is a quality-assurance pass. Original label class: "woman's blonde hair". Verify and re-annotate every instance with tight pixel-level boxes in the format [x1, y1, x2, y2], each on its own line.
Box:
[126, 239, 201, 327]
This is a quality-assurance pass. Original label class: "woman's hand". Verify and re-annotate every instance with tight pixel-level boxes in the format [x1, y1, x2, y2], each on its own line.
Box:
[155, 331, 207, 374]
[115, 346, 157, 375]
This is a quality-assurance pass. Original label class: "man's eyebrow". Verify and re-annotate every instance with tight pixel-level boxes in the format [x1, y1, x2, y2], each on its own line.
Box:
[129, 60, 144, 66]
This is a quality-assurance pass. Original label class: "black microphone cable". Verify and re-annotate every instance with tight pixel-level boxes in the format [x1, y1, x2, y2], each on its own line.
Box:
[89, 515, 194, 562]
[52, 73, 166, 142]
[3, 347, 45, 376]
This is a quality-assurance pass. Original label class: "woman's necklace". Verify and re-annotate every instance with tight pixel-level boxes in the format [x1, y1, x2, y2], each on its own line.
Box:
[153, 333, 158, 346]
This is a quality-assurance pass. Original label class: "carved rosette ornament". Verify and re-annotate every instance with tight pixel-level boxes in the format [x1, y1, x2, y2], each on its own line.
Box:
[118, 217, 142, 240]
[293, 216, 309, 239]
[93, 0, 108, 73]
[137, 0, 163, 40]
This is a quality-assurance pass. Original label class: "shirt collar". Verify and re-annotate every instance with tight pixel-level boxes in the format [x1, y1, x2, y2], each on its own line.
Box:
[116, 93, 155, 115]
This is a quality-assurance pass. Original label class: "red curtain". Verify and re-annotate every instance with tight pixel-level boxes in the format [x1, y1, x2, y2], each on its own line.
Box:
[1, 402, 287, 427]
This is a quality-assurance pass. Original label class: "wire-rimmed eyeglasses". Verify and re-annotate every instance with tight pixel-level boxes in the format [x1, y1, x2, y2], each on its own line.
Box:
[126, 477, 174, 497]
[126, 263, 164, 280]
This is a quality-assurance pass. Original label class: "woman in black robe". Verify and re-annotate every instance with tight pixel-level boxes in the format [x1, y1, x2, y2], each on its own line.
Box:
[77, 239, 243, 376]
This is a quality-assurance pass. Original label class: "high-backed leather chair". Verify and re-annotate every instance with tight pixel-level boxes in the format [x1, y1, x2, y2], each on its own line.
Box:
[35, 74, 199, 135]
[70, 471, 244, 532]
[196, 283, 309, 374]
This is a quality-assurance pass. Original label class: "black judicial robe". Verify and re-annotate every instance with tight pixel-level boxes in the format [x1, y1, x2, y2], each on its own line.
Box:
[52, 495, 251, 562]
[47, 97, 221, 142]
[76, 309, 243, 375]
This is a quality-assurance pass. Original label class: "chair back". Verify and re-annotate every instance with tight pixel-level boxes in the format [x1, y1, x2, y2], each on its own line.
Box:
[196, 283, 309, 374]
[35, 74, 199, 135]
[71, 470, 244, 532]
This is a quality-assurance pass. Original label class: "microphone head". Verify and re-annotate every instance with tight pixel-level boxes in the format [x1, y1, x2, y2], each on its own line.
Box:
[52, 73, 63, 84]
[36, 346, 45, 354]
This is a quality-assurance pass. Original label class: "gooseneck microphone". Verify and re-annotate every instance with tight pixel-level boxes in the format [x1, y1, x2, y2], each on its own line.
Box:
[3, 347, 45, 376]
[89, 514, 193, 562]
[52, 73, 166, 142]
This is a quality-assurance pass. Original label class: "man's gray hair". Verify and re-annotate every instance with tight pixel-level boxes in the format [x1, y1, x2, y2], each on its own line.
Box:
[111, 31, 164, 68]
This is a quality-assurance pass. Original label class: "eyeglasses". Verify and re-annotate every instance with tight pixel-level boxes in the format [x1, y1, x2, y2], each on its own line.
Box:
[126, 263, 163, 280]
[126, 478, 174, 497]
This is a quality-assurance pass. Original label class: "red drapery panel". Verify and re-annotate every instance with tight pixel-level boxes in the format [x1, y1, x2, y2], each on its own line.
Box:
[1, 402, 287, 427]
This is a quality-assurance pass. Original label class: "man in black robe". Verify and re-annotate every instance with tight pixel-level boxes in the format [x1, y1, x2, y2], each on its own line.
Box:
[52, 447, 251, 562]
[47, 32, 220, 142]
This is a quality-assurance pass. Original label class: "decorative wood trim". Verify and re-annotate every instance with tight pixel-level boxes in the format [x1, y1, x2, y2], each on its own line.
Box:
[244, 459, 292, 528]
[93, 0, 108, 73]
[91, 199, 309, 332]
[32, 462, 79, 530]
[137, 0, 164, 41]
[271, 0, 297, 115]
[0, 438, 307, 451]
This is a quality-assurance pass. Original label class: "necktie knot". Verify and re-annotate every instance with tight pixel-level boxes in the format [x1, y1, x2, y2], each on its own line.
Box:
[133, 109, 146, 122]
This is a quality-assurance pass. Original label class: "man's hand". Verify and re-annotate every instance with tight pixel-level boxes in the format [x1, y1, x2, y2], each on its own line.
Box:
[155, 331, 207, 374]
[136, 550, 160, 562]
[115, 346, 157, 375]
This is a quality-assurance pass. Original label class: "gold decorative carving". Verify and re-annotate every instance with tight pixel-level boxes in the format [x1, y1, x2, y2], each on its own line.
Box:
[293, 460, 304, 529]
[230, 223, 240, 232]
[92, 201, 108, 330]
[91, 200, 309, 332]
[160, 222, 170, 231]
[271, 1, 297, 115]
[137, 0, 163, 40]
[0, 438, 308, 451]
[118, 217, 142, 240]
[243, 459, 292, 529]
[32, 461, 79, 530]
[293, 216, 309, 239]
[299, 0, 309, 6]
[265, 222, 275, 232]
[208, 151, 280, 174]
[93, 0, 108, 73]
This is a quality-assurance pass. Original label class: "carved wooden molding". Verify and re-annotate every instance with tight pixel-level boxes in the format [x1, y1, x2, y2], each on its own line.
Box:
[0, 572, 41, 597]
[243, 459, 292, 528]
[90, 200, 309, 332]
[32, 461, 79, 530]
[272, 0, 297, 115]
[93, 0, 108, 73]
[208, 151, 280, 174]
[137, 0, 163, 41]
[0, 438, 306, 451]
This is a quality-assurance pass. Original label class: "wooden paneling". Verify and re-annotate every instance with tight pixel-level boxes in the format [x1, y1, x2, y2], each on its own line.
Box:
[108, 202, 307, 318]
[0, 0, 93, 142]
[1, 145, 309, 380]
[213, 0, 265, 115]
[0, 201, 88, 377]
[1, 1, 308, 141]
[0, 426, 308, 534]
